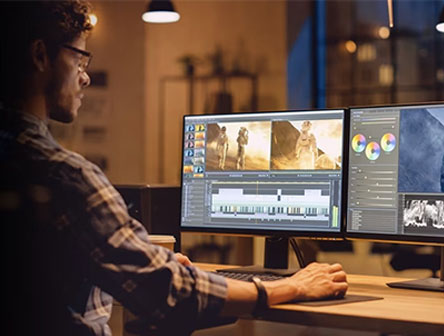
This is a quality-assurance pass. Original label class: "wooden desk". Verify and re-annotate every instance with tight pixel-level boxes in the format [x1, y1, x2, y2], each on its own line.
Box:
[196, 263, 444, 335]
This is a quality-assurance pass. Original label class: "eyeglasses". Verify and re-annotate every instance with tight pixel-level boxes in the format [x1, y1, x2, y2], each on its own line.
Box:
[61, 44, 93, 72]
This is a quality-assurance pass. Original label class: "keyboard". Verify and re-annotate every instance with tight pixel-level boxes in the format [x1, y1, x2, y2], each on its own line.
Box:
[215, 270, 287, 282]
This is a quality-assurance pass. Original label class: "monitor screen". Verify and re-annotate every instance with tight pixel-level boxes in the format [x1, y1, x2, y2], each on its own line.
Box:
[346, 102, 444, 245]
[180, 109, 347, 238]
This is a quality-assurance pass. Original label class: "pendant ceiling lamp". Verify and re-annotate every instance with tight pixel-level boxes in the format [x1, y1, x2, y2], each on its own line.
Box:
[436, 7, 444, 33]
[142, 0, 180, 24]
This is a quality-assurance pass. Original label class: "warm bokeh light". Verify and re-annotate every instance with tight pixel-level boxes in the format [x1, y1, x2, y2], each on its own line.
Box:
[357, 43, 376, 62]
[379, 64, 394, 85]
[378, 26, 390, 39]
[89, 13, 98, 26]
[345, 40, 357, 53]
[437, 69, 444, 82]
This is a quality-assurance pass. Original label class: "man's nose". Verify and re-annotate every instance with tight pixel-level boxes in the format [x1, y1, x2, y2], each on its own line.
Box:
[80, 71, 91, 88]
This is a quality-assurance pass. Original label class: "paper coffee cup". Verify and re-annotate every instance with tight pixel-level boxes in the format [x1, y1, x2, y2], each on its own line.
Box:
[149, 235, 176, 251]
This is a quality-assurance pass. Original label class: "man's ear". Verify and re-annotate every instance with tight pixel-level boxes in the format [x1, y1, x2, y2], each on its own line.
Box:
[30, 39, 50, 72]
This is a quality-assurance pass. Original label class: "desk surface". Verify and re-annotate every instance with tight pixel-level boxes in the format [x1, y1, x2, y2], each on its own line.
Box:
[196, 263, 444, 335]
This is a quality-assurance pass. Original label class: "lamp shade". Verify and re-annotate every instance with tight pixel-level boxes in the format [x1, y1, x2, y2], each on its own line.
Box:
[142, 0, 180, 23]
[437, 7, 444, 33]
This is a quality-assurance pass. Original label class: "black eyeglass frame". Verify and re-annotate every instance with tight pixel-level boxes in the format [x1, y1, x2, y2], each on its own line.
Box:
[61, 44, 93, 72]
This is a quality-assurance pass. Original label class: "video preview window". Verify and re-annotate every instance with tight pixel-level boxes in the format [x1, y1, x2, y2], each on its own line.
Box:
[204, 118, 343, 172]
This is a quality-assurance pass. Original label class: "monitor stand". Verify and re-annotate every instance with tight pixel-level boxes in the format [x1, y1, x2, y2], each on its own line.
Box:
[386, 246, 444, 292]
[216, 236, 301, 276]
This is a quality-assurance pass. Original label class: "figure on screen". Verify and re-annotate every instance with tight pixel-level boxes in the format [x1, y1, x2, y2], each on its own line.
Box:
[216, 126, 229, 170]
[236, 127, 249, 169]
[295, 120, 318, 169]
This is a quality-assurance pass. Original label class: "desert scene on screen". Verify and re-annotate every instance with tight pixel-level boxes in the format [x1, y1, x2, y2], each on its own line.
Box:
[205, 121, 271, 171]
[270, 119, 343, 170]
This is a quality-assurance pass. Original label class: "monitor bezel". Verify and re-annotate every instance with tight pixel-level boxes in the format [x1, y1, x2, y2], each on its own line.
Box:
[179, 108, 349, 240]
[345, 101, 444, 246]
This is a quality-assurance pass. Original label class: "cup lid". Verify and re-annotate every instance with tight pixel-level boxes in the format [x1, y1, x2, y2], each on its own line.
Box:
[149, 235, 176, 243]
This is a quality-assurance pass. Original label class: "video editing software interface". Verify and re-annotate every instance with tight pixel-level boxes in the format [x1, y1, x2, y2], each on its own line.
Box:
[180, 109, 345, 234]
[347, 104, 444, 241]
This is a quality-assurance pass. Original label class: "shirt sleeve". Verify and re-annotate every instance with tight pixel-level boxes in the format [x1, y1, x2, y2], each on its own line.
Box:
[54, 155, 228, 334]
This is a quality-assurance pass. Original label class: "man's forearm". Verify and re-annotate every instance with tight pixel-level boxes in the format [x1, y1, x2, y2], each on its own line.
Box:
[219, 278, 257, 316]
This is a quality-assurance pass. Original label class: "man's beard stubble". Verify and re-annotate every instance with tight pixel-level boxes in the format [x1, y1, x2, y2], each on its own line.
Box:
[45, 71, 76, 124]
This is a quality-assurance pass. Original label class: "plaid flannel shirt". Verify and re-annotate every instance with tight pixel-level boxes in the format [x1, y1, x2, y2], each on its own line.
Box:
[0, 110, 227, 336]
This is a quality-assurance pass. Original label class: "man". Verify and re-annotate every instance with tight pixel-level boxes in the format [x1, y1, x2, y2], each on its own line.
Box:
[0, 2, 347, 335]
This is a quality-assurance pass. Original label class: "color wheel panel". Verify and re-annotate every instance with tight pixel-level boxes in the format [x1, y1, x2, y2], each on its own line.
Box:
[352, 134, 366, 153]
[381, 133, 396, 152]
[366, 142, 381, 160]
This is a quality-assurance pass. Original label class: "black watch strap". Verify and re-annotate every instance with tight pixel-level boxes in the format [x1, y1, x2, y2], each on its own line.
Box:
[252, 277, 268, 317]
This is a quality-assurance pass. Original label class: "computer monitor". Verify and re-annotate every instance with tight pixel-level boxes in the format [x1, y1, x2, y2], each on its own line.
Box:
[180, 108, 347, 274]
[346, 102, 444, 291]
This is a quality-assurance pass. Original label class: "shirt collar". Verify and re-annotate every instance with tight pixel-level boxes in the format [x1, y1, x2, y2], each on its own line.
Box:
[20, 112, 51, 137]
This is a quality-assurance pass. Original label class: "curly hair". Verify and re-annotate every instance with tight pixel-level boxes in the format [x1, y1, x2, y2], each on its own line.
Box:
[0, 0, 93, 106]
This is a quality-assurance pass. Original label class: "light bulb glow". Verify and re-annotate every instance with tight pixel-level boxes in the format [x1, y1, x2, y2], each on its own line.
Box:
[437, 22, 444, 33]
[142, 11, 180, 23]
[89, 13, 98, 26]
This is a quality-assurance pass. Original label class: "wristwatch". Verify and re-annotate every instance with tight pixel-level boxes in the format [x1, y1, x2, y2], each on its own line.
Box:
[251, 276, 268, 317]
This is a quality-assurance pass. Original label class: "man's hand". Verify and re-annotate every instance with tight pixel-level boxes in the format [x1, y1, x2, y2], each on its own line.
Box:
[220, 262, 347, 317]
[174, 252, 192, 266]
[286, 262, 348, 301]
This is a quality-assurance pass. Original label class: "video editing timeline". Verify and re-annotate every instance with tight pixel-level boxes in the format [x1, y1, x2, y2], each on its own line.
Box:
[210, 181, 340, 230]
[347, 104, 444, 238]
[180, 110, 345, 233]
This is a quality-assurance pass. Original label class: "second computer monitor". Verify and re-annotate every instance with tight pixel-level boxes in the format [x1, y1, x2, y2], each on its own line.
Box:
[346, 102, 444, 245]
[180, 109, 347, 239]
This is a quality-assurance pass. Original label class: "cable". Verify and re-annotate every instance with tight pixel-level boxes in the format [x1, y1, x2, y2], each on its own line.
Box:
[289, 238, 307, 268]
